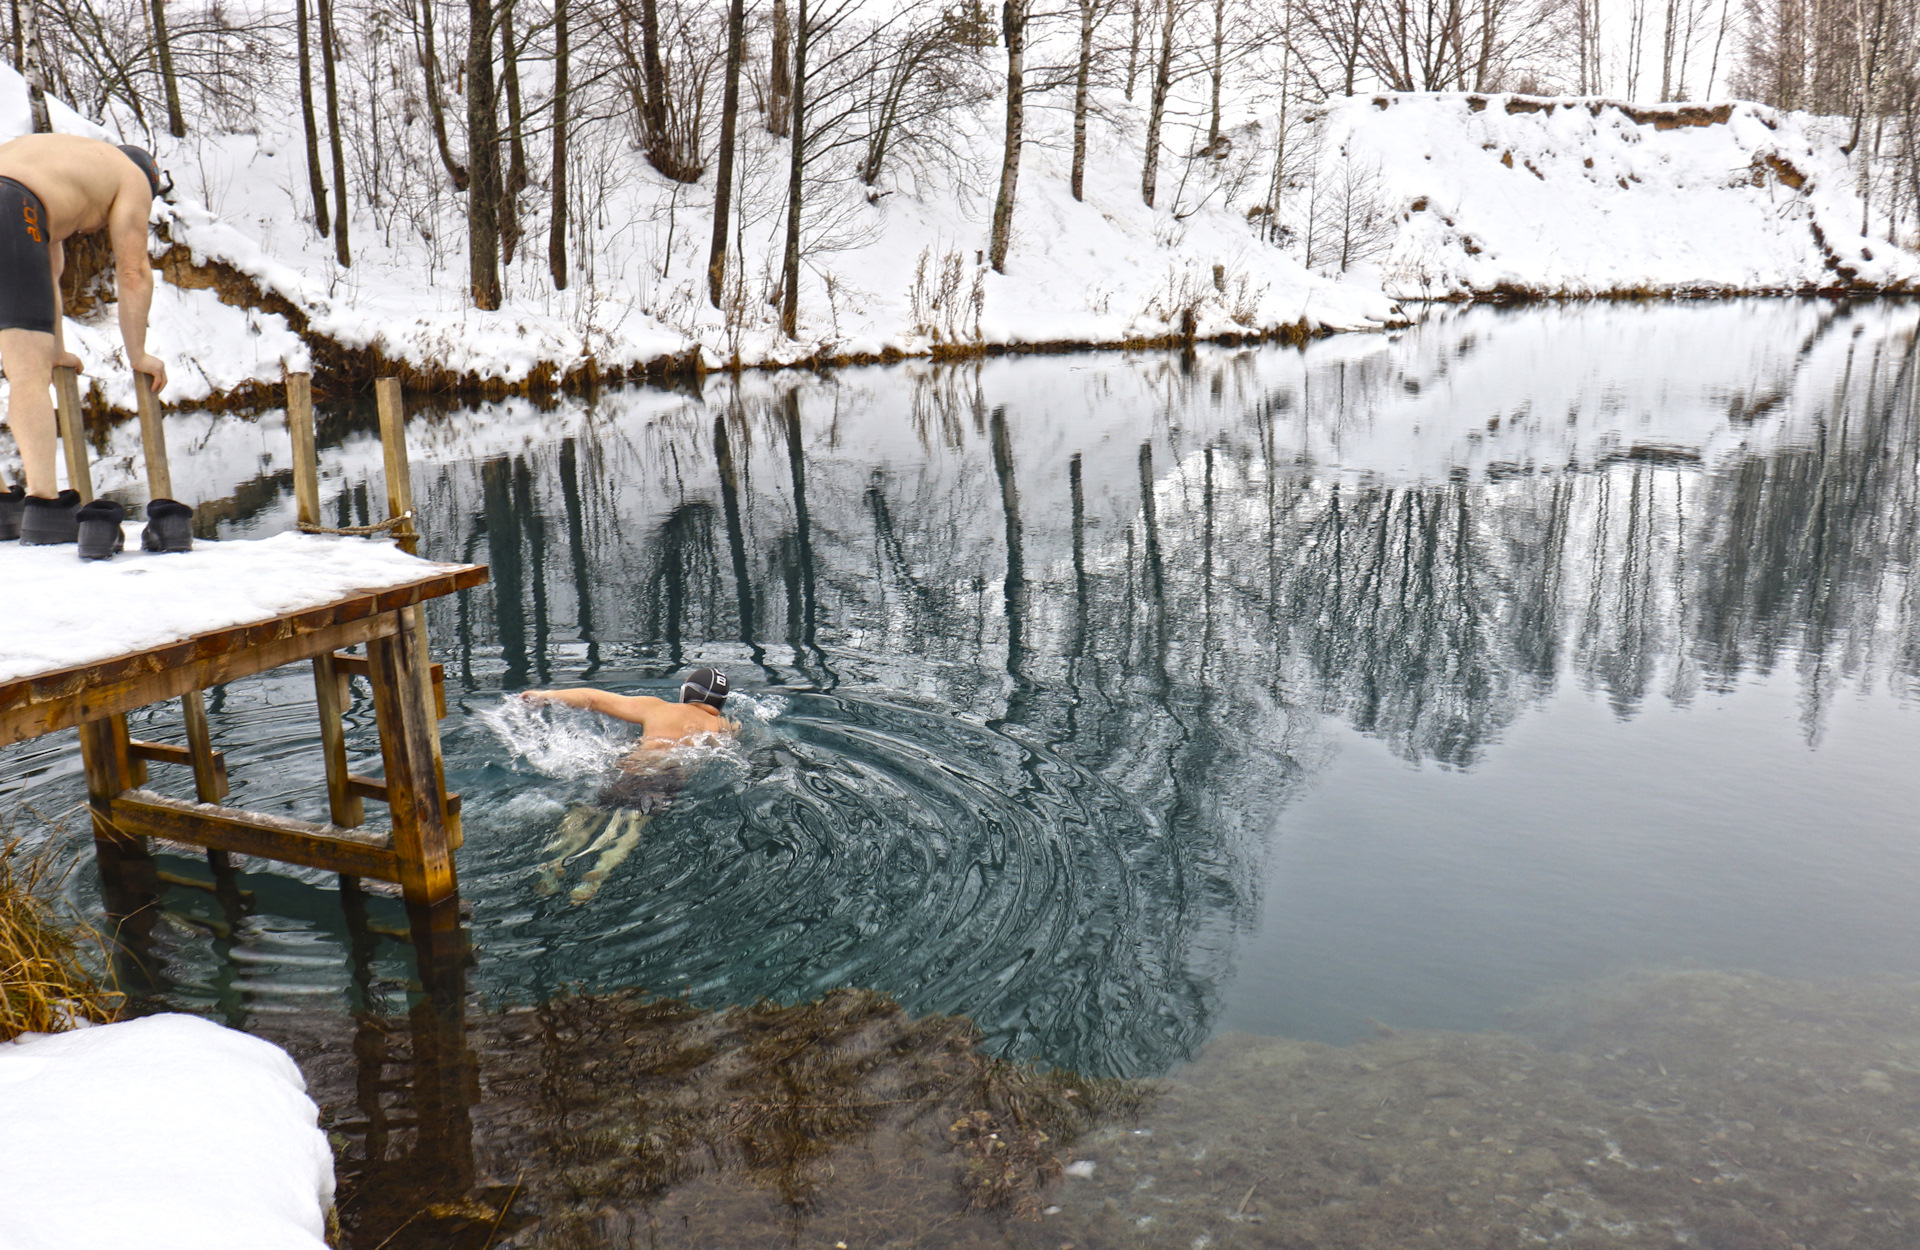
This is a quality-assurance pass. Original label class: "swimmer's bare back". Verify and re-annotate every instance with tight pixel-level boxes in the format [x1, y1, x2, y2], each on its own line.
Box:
[521, 688, 738, 746]
[0, 134, 153, 244]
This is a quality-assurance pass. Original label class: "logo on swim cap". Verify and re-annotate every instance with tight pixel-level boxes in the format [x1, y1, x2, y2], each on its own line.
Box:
[680, 667, 729, 709]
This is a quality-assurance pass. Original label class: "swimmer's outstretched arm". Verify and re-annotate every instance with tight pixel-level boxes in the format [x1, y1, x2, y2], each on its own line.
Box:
[521, 687, 666, 725]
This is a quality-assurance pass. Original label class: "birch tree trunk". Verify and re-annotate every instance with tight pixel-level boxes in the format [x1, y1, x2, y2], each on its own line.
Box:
[1072, 0, 1097, 200]
[550, 0, 569, 289]
[780, 0, 808, 338]
[708, 0, 746, 308]
[989, 0, 1027, 272]
[150, 0, 185, 136]
[469, 0, 502, 308]
[1142, 0, 1178, 208]
[296, 0, 330, 234]
[1207, 0, 1224, 148]
[317, 0, 351, 265]
[21, 0, 49, 133]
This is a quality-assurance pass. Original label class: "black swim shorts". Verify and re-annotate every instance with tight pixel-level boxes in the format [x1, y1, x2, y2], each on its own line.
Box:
[0, 177, 55, 335]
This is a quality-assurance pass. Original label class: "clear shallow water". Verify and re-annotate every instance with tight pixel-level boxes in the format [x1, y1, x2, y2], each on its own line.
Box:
[5, 299, 1920, 1083]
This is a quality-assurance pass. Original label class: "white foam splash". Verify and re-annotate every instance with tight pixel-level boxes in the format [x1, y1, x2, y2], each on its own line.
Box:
[730, 693, 787, 722]
[477, 696, 629, 780]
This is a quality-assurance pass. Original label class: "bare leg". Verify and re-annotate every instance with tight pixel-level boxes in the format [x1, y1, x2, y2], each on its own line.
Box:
[571, 811, 653, 905]
[0, 329, 58, 497]
[533, 805, 604, 896]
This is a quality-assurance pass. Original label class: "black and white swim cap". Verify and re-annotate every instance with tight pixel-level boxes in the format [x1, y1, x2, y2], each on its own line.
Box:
[680, 667, 729, 709]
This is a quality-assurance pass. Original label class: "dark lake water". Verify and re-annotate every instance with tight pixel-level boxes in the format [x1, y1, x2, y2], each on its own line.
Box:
[7, 299, 1920, 1246]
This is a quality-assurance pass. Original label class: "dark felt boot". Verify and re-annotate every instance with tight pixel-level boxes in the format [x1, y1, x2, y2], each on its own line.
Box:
[19, 489, 80, 545]
[77, 498, 127, 561]
[142, 497, 194, 553]
[0, 485, 21, 540]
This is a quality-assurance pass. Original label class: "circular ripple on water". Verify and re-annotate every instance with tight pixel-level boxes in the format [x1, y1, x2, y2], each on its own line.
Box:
[454, 691, 1232, 1076]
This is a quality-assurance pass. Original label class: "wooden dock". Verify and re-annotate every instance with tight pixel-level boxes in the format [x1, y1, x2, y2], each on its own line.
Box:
[2, 372, 488, 910]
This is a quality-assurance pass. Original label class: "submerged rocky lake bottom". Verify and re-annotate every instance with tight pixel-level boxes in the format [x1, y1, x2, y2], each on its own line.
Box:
[6, 299, 1920, 1245]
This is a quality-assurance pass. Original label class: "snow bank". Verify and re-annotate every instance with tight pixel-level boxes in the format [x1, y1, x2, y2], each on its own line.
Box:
[1326, 93, 1920, 298]
[0, 530, 468, 682]
[0, 1014, 335, 1250]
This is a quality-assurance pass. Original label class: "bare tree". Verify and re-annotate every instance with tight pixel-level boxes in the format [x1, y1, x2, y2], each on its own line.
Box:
[149, 0, 183, 135]
[468, 0, 501, 307]
[413, 0, 468, 189]
[1070, 0, 1112, 200]
[318, 0, 350, 264]
[1142, 0, 1185, 207]
[551, 0, 570, 289]
[989, 0, 1026, 272]
[770, 0, 791, 135]
[708, 0, 745, 307]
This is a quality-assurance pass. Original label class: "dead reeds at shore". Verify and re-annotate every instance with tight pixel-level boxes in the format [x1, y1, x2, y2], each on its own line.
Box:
[0, 832, 121, 1043]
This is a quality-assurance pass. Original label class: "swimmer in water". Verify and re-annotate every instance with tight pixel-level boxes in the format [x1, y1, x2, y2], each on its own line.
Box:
[520, 667, 735, 904]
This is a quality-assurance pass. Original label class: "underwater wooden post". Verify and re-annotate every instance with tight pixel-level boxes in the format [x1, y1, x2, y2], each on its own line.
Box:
[52, 365, 91, 502]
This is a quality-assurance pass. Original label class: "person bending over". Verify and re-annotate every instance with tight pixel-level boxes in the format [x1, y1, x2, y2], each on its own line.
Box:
[520, 667, 735, 904]
[0, 134, 192, 558]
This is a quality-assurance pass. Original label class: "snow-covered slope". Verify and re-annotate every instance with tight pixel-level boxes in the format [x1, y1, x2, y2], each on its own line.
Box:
[1328, 93, 1920, 298]
[0, 59, 1400, 411]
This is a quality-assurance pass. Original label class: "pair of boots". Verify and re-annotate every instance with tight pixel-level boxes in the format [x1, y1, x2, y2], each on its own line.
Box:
[0, 486, 193, 560]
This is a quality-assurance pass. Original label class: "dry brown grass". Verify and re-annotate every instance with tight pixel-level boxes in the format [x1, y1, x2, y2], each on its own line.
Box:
[0, 833, 122, 1042]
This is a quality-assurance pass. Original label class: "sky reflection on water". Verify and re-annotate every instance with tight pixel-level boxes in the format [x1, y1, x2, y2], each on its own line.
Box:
[4, 298, 1919, 1081]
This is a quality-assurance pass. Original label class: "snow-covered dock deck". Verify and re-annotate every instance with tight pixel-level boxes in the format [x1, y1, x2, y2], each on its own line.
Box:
[0, 531, 484, 742]
[1, 529, 486, 907]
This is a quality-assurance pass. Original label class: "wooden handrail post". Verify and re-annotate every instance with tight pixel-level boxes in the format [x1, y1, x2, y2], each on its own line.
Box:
[52, 365, 91, 502]
[374, 377, 416, 554]
[287, 372, 320, 529]
[372, 376, 460, 849]
[367, 617, 457, 905]
[135, 370, 173, 502]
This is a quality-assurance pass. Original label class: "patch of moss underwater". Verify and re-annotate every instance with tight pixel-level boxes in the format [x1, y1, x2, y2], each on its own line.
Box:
[293, 987, 1152, 1249]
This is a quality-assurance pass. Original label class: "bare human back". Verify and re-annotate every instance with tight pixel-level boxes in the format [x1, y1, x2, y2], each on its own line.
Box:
[0, 134, 156, 247]
[521, 667, 739, 748]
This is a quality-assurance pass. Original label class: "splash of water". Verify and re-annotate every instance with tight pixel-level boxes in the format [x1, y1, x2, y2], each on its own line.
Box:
[476, 696, 630, 780]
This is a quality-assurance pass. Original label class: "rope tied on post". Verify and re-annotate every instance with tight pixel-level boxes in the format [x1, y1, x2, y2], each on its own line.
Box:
[297, 510, 415, 537]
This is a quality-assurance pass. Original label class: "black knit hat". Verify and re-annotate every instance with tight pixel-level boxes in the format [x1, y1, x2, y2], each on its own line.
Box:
[680, 667, 729, 709]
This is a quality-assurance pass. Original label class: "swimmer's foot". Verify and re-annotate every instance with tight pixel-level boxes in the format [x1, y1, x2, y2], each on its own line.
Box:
[569, 871, 604, 905]
[533, 864, 563, 896]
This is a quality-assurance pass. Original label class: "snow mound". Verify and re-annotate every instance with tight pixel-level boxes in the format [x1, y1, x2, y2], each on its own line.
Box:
[0, 1014, 335, 1250]
[0, 530, 469, 683]
[1328, 93, 1920, 299]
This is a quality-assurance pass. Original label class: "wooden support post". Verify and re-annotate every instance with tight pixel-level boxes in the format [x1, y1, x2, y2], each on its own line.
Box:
[366, 616, 457, 905]
[373, 377, 459, 848]
[180, 687, 224, 804]
[52, 365, 91, 503]
[287, 372, 321, 528]
[135, 371, 173, 502]
[314, 650, 364, 828]
[77, 715, 159, 924]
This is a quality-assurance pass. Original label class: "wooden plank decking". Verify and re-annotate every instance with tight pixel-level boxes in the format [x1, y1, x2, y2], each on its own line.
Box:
[0, 564, 487, 747]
